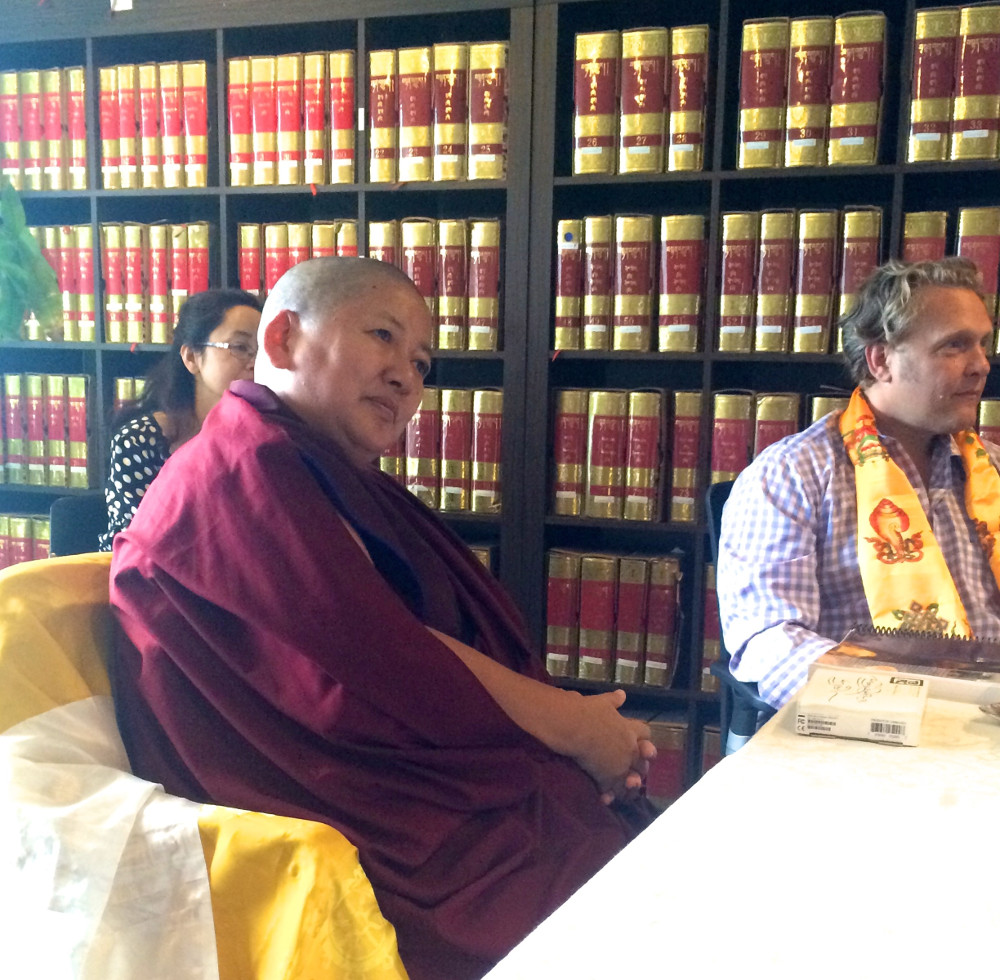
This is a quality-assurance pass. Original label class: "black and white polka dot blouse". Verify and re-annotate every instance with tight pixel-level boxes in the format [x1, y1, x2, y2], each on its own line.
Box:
[98, 414, 171, 551]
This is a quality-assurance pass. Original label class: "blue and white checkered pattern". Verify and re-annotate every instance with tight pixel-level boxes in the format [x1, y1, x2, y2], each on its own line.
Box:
[717, 411, 1000, 709]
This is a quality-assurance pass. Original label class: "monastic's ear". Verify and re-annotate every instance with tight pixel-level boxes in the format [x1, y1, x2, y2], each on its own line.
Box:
[179, 344, 200, 377]
[260, 309, 296, 370]
[865, 341, 892, 383]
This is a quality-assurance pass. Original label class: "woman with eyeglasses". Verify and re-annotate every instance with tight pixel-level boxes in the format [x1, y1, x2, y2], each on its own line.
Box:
[98, 288, 263, 550]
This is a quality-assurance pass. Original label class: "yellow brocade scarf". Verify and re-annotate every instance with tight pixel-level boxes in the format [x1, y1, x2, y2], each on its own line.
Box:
[840, 387, 1000, 635]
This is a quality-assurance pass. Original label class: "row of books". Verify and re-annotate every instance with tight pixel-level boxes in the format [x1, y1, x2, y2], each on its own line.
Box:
[0, 514, 50, 569]
[544, 548, 682, 687]
[227, 42, 508, 187]
[379, 387, 503, 514]
[2, 374, 92, 488]
[553, 208, 881, 355]
[98, 61, 208, 189]
[238, 217, 503, 351]
[0, 67, 87, 191]
[738, 12, 886, 169]
[551, 388, 852, 523]
[572, 25, 709, 175]
[101, 222, 210, 345]
[24, 225, 95, 342]
[908, 5, 1000, 163]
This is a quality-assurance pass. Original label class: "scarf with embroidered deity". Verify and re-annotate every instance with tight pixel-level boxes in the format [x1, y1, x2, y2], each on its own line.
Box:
[839, 386, 1000, 635]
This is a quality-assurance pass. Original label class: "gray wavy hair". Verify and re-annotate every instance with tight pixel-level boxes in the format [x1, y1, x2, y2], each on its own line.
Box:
[841, 256, 985, 386]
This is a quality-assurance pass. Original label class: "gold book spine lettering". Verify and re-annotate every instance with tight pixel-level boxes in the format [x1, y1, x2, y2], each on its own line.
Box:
[718, 211, 758, 353]
[115, 64, 139, 189]
[398, 47, 433, 183]
[432, 43, 469, 181]
[585, 389, 628, 519]
[753, 209, 796, 352]
[437, 219, 469, 351]
[950, 5, 1000, 160]
[828, 13, 886, 166]
[583, 214, 613, 351]
[552, 388, 589, 516]
[785, 17, 833, 168]
[658, 214, 705, 352]
[669, 25, 709, 172]
[909, 8, 961, 162]
[623, 390, 662, 522]
[369, 49, 398, 183]
[612, 214, 655, 351]
[619, 28, 668, 175]
[793, 210, 837, 353]
[468, 219, 501, 351]
[738, 19, 789, 169]
[574, 31, 620, 175]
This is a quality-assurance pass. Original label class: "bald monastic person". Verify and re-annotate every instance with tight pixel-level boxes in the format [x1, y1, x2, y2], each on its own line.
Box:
[109, 257, 657, 980]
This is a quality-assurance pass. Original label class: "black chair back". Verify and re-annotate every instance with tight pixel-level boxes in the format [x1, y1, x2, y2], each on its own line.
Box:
[49, 492, 107, 556]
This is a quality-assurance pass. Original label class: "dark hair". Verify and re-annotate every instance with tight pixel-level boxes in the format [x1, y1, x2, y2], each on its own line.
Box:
[130, 288, 262, 419]
[840, 257, 984, 386]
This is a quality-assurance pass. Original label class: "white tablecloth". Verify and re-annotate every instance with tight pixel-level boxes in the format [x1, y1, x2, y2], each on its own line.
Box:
[486, 698, 1000, 978]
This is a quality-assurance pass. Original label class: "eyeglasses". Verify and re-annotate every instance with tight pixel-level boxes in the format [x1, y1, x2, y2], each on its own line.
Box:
[201, 340, 258, 363]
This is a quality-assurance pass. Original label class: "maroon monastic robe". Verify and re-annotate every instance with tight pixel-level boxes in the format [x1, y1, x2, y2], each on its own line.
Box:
[110, 382, 647, 980]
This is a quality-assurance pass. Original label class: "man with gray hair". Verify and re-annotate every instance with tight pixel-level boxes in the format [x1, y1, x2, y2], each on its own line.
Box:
[718, 257, 1000, 710]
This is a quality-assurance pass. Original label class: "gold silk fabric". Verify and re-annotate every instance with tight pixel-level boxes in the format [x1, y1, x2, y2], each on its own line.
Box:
[840, 387, 1000, 635]
[0, 554, 408, 980]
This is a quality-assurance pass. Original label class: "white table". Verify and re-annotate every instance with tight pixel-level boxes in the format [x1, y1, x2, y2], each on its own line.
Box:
[486, 699, 1000, 978]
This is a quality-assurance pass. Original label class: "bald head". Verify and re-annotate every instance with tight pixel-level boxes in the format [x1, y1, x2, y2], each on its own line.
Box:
[259, 256, 420, 331]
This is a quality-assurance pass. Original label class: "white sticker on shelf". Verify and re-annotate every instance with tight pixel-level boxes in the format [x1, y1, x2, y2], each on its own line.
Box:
[790, 138, 817, 147]
[664, 323, 693, 332]
[838, 137, 865, 146]
[914, 133, 942, 141]
[628, 145, 652, 154]
[961, 129, 989, 139]
[671, 143, 694, 152]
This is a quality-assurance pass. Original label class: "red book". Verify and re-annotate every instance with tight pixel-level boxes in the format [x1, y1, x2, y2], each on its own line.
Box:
[169, 224, 189, 327]
[228, 58, 252, 185]
[147, 225, 170, 344]
[551, 388, 588, 516]
[753, 210, 795, 351]
[669, 390, 702, 522]
[827, 13, 885, 165]
[645, 718, 687, 808]
[379, 430, 407, 485]
[250, 56, 278, 185]
[264, 224, 289, 293]
[405, 389, 441, 509]
[613, 557, 649, 685]
[545, 550, 581, 678]
[623, 390, 663, 522]
[328, 51, 355, 183]
[436, 219, 468, 350]
[181, 61, 208, 187]
[439, 388, 472, 511]
[25, 374, 46, 486]
[138, 63, 162, 188]
[585, 390, 628, 519]
[0, 72, 19, 188]
[65, 67, 87, 189]
[432, 42, 468, 180]
[123, 223, 146, 344]
[658, 214, 705, 352]
[710, 393, 754, 482]
[0, 524, 9, 570]
[276, 54, 304, 185]
[287, 224, 310, 268]
[32, 522, 50, 561]
[400, 219, 436, 326]
[238, 224, 262, 295]
[67, 375, 89, 488]
[98, 67, 120, 188]
[6, 519, 32, 567]
[669, 26, 709, 170]
[397, 47, 433, 182]
[75, 225, 96, 343]
[117, 64, 139, 188]
[554, 219, 583, 350]
[41, 69, 65, 190]
[44, 375, 68, 487]
[791, 211, 837, 354]
[159, 63, 183, 187]
[302, 53, 326, 185]
[573, 32, 619, 175]
[57, 226, 79, 342]
[467, 219, 501, 350]
[737, 20, 788, 168]
[102, 225, 126, 343]
[577, 555, 618, 682]
[611, 214, 655, 351]
[468, 42, 507, 179]
[718, 212, 758, 352]
[837, 208, 882, 322]
[644, 556, 681, 687]
[19, 71, 43, 188]
[471, 389, 502, 514]
[187, 223, 210, 294]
